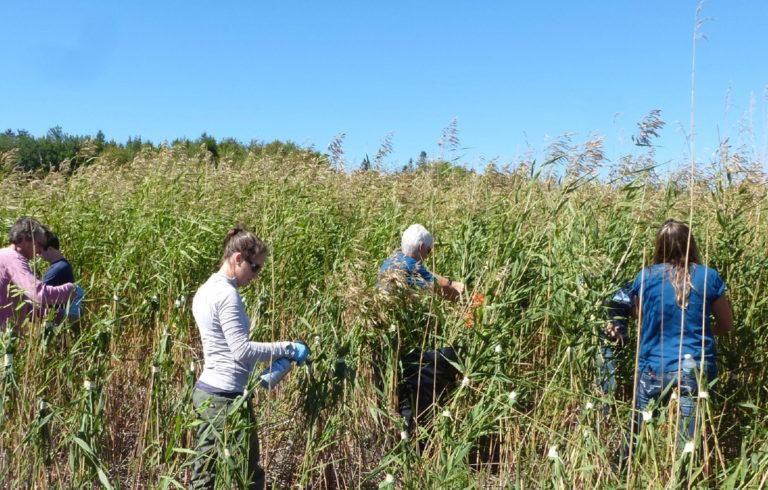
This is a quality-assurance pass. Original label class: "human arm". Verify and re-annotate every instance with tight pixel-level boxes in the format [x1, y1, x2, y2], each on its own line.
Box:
[10, 253, 74, 305]
[432, 272, 464, 301]
[218, 293, 294, 363]
[711, 295, 733, 336]
[216, 291, 294, 362]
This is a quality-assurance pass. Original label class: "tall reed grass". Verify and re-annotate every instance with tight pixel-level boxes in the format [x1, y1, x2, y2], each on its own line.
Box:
[1, 141, 767, 488]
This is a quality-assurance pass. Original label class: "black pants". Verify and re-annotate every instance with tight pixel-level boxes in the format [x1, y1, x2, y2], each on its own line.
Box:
[398, 347, 459, 432]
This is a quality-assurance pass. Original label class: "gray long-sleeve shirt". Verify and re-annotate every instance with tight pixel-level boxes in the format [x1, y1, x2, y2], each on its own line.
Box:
[192, 273, 293, 392]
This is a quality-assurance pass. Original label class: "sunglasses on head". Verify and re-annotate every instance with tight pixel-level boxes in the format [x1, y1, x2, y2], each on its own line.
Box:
[249, 261, 262, 274]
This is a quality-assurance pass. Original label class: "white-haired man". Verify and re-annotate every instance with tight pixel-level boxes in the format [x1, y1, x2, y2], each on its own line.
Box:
[378, 224, 464, 299]
[377, 223, 465, 433]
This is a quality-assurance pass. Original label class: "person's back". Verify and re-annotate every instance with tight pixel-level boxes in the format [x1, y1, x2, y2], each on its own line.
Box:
[633, 262, 723, 376]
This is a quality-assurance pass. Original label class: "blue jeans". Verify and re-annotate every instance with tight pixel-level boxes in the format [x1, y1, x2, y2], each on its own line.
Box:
[631, 368, 714, 443]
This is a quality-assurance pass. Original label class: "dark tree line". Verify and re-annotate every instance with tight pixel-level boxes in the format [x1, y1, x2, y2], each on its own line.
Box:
[0, 127, 316, 176]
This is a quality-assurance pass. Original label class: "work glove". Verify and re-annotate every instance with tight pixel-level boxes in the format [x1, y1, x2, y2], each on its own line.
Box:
[291, 341, 310, 366]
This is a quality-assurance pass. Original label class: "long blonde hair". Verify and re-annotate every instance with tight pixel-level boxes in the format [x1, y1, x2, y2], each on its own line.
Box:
[653, 219, 701, 309]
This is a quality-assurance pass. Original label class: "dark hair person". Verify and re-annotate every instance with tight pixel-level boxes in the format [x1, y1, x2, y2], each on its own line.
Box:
[629, 219, 733, 449]
[1, 217, 76, 331]
[190, 224, 309, 489]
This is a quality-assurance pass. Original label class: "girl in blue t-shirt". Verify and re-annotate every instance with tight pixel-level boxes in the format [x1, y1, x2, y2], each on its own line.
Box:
[630, 219, 733, 445]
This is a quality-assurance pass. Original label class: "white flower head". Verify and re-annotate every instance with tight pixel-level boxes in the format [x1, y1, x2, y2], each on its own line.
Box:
[508, 391, 518, 402]
[314, 335, 321, 345]
[585, 401, 595, 411]
[400, 430, 408, 441]
[113, 294, 120, 302]
[384, 473, 395, 484]
[441, 409, 452, 419]
[494, 344, 503, 354]
[174, 299, 182, 309]
[683, 442, 695, 453]
[388, 324, 397, 333]
[642, 410, 653, 421]
[582, 429, 590, 438]
[461, 376, 470, 387]
[698, 391, 710, 399]
[548, 445, 559, 460]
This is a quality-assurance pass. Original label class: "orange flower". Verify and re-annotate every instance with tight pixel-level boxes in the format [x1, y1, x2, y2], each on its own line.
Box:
[464, 293, 485, 327]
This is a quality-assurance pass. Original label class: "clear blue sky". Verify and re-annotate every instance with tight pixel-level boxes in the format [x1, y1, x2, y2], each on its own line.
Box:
[2, 1, 767, 172]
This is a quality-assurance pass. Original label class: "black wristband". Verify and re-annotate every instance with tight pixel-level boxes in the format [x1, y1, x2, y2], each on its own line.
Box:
[447, 279, 452, 287]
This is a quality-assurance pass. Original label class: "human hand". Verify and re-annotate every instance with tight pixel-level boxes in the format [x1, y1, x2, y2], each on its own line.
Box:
[291, 341, 311, 366]
[605, 321, 621, 340]
[452, 281, 465, 295]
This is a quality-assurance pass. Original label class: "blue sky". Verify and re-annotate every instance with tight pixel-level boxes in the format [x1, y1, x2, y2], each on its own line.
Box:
[2, 1, 767, 172]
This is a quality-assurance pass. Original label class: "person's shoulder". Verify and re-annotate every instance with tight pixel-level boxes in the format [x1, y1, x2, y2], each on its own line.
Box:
[631, 264, 663, 286]
[48, 258, 69, 271]
[692, 263, 723, 281]
[0, 247, 28, 270]
[0, 247, 21, 260]
[380, 251, 410, 270]
[193, 274, 238, 307]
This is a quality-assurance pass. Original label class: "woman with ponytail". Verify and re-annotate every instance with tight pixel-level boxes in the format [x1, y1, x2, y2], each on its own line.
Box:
[190, 224, 309, 489]
[630, 219, 733, 446]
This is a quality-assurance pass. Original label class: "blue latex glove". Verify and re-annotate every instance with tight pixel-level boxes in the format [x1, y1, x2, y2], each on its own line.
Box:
[291, 341, 310, 366]
[69, 284, 84, 318]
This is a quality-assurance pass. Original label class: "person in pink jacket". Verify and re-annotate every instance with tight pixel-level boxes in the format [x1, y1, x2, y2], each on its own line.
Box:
[1, 217, 75, 331]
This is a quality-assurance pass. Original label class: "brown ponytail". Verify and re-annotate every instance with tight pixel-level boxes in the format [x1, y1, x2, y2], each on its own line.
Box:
[222, 223, 267, 264]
